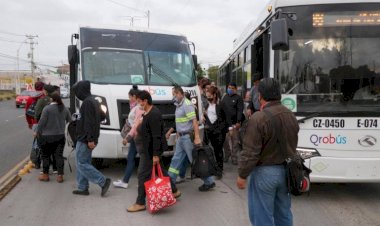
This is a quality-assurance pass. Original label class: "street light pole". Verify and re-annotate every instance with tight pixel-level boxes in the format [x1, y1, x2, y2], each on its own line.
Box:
[16, 40, 27, 95]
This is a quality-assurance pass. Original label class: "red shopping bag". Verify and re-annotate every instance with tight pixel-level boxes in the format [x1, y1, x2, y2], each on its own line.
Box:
[144, 163, 176, 213]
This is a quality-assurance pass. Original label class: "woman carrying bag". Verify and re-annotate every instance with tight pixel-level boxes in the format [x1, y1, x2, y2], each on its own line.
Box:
[203, 86, 229, 179]
[114, 86, 143, 189]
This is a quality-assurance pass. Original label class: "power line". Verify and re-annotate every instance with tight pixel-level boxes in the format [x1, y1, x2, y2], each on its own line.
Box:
[106, 0, 143, 13]
[0, 30, 25, 37]
[0, 37, 25, 44]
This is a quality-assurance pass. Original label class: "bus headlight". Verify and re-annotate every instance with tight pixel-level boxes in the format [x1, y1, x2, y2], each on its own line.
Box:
[95, 96, 110, 125]
[297, 147, 321, 160]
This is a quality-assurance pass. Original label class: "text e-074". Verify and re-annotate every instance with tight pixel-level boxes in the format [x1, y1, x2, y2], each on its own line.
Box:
[357, 119, 378, 128]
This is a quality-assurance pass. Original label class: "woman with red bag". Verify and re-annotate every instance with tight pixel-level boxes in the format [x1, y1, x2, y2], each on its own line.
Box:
[127, 90, 181, 213]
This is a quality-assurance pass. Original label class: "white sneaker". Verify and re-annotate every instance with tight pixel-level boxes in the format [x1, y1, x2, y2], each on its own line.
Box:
[113, 180, 128, 189]
[175, 177, 186, 184]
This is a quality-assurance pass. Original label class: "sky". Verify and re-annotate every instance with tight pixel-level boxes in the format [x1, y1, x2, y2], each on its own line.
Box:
[0, 0, 270, 72]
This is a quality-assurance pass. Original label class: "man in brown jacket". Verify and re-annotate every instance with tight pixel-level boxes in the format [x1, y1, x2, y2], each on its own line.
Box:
[237, 78, 299, 226]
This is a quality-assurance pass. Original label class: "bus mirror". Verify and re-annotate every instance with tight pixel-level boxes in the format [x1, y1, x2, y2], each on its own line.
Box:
[192, 55, 198, 67]
[271, 19, 289, 51]
[68, 45, 78, 65]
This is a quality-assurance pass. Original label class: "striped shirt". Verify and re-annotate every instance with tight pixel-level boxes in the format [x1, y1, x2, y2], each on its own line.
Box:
[175, 98, 196, 133]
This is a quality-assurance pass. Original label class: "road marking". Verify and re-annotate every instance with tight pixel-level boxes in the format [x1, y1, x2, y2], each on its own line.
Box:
[17, 115, 24, 118]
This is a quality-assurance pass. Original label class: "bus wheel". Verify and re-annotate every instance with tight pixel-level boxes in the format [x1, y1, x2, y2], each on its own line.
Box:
[92, 158, 104, 169]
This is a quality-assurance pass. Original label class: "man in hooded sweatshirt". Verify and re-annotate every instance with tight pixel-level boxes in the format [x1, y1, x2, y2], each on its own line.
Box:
[72, 80, 111, 197]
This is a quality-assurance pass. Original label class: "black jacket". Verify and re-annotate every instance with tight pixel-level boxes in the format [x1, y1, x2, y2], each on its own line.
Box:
[141, 106, 167, 158]
[204, 103, 229, 135]
[73, 81, 102, 144]
[221, 93, 245, 126]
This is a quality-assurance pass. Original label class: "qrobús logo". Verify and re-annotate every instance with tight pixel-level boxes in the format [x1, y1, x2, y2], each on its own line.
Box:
[310, 134, 347, 146]
[145, 87, 167, 96]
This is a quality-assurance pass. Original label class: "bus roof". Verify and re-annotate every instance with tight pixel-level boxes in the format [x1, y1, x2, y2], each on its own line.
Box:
[78, 24, 186, 38]
[222, 0, 380, 68]
[274, 0, 380, 8]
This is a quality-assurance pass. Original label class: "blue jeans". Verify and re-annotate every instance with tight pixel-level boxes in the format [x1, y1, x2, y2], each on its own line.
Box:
[75, 141, 106, 191]
[122, 139, 137, 183]
[248, 165, 293, 226]
[168, 135, 213, 185]
[179, 156, 189, 178]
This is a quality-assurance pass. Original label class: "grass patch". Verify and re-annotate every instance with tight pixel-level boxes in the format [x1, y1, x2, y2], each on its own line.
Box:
[0, 91, 16, 101]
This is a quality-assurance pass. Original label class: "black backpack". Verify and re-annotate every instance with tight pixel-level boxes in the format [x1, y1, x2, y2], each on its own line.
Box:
[191, 144, 222, 179]
[263, 109, 312, 196]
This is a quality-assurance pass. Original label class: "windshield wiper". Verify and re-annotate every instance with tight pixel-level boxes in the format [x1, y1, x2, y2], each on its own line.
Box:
[147, 53, 179, 87]
[297, 112, 325, 123]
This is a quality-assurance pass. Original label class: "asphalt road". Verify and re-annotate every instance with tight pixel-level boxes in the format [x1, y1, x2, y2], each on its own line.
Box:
[1, 98, 380, 226]
[0, 100, 33, 178]
[0, 98, 70, 178]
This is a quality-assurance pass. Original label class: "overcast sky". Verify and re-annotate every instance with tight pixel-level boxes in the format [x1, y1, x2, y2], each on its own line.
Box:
[0, 0, 270, 71]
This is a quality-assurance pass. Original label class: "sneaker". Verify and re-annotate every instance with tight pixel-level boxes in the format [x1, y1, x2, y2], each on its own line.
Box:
[113, 180, 128, 189]
[72, 189, 89, 196]
[198, 182, 216, 192]
[53, 170, 58, 175]
[173, 190, 181, 198]
[39, 171, 43, 175]
[38, 173, 49, 182]
[56, 175, 64, 183]
[101, 178, 111, 197]
[175, 177, 186, 184]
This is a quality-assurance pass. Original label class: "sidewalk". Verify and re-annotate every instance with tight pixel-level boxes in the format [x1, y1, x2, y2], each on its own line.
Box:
[0, 156, 250, 226]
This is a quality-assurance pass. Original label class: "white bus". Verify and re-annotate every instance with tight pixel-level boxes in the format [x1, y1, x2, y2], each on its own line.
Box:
[68, 26, 202, 164]
[218, 0, 380, 182]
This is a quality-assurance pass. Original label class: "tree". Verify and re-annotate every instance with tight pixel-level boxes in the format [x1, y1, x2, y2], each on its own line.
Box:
[207, 66, 219, 83]
[196, 63, 205, 81]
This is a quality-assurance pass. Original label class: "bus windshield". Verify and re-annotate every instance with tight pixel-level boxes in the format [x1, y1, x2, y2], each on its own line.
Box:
[146, 51, 194, 86]
[275, 3, 380, 113]
[80, 28, 196, 87]
[82, 49, 195, 86]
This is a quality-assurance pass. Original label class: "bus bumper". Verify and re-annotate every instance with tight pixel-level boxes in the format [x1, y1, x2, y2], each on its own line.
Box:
[307, 157, 380, 183]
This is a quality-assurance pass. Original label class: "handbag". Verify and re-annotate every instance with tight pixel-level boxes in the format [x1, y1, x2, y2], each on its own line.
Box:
[120, 119, 131, 139]
[30, 138, 41, 168]
[144, 163, 176, 213]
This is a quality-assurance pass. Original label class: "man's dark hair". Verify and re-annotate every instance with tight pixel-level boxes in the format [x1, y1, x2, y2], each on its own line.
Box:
[136, 90, 152, 105]
[228, 82, 237, 88]
[200, 78, 211, 89]
[258, 78, 282, 101]
[173, 85, 184, 95]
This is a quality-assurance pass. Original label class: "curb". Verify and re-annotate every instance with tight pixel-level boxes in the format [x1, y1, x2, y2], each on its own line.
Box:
[0, 156, 29, 201]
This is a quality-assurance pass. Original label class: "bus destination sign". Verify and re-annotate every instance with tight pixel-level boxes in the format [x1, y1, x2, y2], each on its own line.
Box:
[313, 11, 380, 27]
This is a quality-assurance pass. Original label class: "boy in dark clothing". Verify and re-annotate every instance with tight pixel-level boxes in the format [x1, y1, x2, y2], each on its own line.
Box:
[221, 82, 244, 165]
[71, 81, 111, 197]
[34, 85, 56, 121]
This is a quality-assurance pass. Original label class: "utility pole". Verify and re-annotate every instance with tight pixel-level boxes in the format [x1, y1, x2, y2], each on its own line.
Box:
[26, 35, 38, 77]
[146, 10, 150, 28]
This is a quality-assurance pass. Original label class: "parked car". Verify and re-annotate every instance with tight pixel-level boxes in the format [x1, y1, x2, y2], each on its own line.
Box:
[15, 90, 39, 108]
[60, 87, 69, 98]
